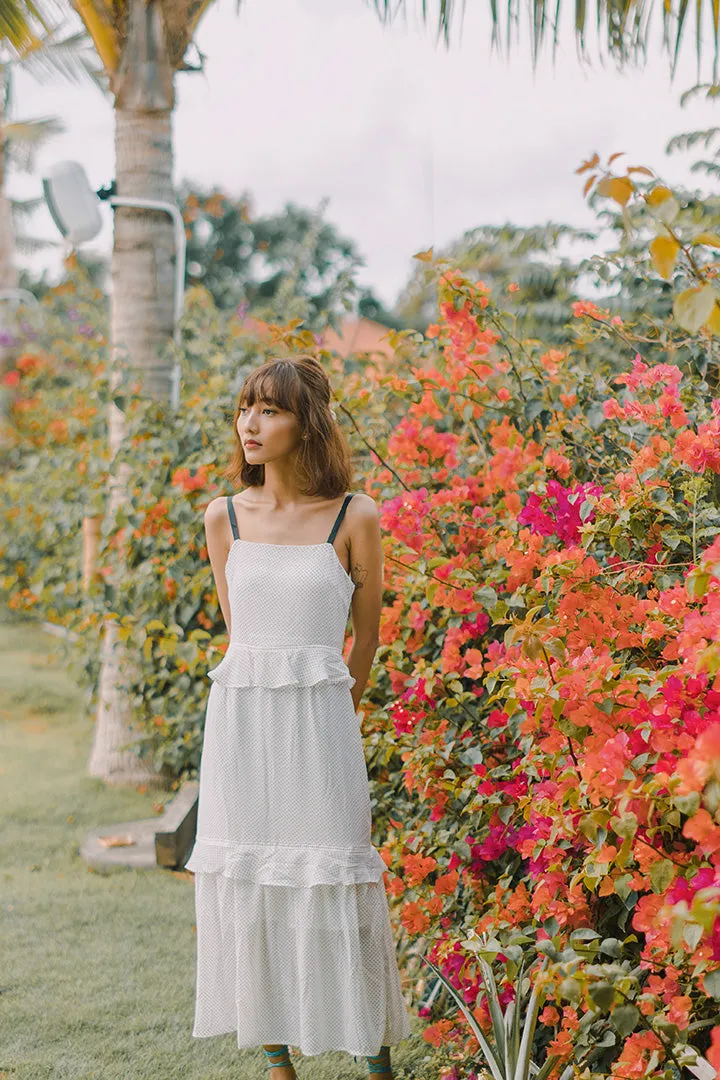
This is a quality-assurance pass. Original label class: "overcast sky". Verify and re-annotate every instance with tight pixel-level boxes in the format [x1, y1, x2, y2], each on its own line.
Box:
[12, 0, 720, 307]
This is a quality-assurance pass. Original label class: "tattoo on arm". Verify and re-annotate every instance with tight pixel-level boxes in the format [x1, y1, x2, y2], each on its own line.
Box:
[350, 560, 368, 589]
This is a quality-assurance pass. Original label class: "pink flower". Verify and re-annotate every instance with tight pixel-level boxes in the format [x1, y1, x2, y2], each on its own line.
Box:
[517, 481, 603, 546]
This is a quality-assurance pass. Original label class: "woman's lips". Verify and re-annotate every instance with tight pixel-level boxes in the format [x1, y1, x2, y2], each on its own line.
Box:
[245, 441, 261, 447]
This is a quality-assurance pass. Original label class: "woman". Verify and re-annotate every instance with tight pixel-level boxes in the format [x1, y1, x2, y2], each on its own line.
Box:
[185, 355, 413, 1078]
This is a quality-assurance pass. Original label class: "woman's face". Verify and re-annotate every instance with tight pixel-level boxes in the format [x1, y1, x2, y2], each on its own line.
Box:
[236, 394, 303, 463]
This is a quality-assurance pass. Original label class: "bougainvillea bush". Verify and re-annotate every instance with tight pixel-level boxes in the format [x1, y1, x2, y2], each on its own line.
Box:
[355, 157, 720, 1078]
[0, 259, 110, 637]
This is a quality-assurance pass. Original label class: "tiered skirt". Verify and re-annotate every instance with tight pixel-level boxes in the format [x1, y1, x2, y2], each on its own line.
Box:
[185, 649, 413, 1057]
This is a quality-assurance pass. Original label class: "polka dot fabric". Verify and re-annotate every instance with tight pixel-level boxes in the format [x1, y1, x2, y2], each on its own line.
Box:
[185, 494, 413, 1057]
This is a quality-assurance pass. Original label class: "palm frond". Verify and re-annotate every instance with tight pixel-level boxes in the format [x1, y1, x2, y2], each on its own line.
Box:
[689, 159, 720, 178]
[363, 0, 718, 78]
[14, 232, 62, 254]
[666, 127, 720, 155]
[13, 25, 106, 90]
[368, 0, 463, 45]
[10, 194, 47, 219]
[0, 0, 53, 51]
[4, 116, 65, 171]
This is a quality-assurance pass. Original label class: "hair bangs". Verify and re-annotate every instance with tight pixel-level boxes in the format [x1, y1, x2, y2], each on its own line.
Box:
[241, 362, 303, 417]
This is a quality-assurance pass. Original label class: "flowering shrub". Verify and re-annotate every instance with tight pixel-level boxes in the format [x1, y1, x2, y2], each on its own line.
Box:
[0, 258, 110, 653]
[358, 157, 720, 1077]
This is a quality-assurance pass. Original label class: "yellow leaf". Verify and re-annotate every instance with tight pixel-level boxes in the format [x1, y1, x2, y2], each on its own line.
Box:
[413, 247, 434, 262]
[576, 153, 600, 174]
[596, 176, 634, 206]
[691, 232, 720, 248]
[159, 636, 177, 655]
[627, 166, 655, 176]
[583, 174, 596, 197]
[607, 151, 626, 165]
[673, 284, 717, 333]
[650, 236, 681, 280]
[707, 302, 720, 335]
[647, 185, 674, 206]
[647, 188, 680, 225]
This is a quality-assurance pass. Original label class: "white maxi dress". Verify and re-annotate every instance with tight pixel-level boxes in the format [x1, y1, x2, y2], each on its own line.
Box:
[185, 492, 413, 1057]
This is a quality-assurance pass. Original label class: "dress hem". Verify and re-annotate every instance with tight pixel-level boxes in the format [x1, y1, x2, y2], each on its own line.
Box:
[190, 1026, 415, 1057]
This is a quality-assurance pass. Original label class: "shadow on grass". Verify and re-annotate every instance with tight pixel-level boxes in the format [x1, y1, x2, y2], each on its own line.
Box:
[0, 611, 432, 1080]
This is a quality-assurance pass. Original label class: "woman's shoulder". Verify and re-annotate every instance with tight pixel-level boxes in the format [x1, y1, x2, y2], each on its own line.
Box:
[348, 491, 379, 515]
[346, 492, 381, 536]
[204, 493, 233, 525]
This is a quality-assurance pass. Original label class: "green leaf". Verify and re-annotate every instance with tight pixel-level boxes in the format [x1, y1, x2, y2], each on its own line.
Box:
[612, 812, 638, 839]
[675, 792, 701, 816]
[629, 516, 646, 540]
[599, 937, 623, 958]
[569, 927, 600, 942]
[673, 284, 717, 333]
[419, 956, 505, 1080]
[557, 716, 590, 740]
[650, 859, 675, 894]
[513, 958, 550, 1080]
[589, 982, 616, 1011]
[536, 940, 560, 960]
[477, 955, 507, 1064]
[703, 969, 720, 1000]
[476, 586, 498, 609]
[611, 1005, 640, 1037]
[684, 922, 704, 950]
[688, 572, 711, 600]
[559, 977, 582, 1003]
[611, 533, 631, 558]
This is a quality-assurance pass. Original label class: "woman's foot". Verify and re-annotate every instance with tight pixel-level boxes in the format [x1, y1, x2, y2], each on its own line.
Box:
[367, 1046, 393, 1078]
[263, 1044, 297, 1079]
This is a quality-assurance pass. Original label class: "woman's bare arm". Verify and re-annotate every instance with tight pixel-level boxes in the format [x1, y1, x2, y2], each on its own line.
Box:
[204, 497, 233, 636]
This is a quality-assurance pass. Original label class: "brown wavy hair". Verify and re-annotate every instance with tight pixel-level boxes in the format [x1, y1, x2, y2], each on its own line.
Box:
[223, 355, 355, 499]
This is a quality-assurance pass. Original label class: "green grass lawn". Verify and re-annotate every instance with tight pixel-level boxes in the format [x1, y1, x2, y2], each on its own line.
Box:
[0, 613, 432, 1080]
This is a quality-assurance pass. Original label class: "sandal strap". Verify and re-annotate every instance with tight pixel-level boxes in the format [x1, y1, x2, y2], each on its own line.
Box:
[264, 1045, 292, 1068]
[367, 1046, 392, 1074]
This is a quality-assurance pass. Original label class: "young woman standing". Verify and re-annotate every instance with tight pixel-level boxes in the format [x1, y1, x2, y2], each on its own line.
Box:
[185, 355, 413, 1078]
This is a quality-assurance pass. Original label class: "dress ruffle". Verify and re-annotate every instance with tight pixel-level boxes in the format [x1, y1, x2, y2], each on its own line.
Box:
[185, 837, 388, 886]
[207, 643, 356, 689]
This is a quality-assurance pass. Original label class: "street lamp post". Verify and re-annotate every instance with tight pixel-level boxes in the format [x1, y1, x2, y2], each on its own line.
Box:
[42, 160, 185, 409]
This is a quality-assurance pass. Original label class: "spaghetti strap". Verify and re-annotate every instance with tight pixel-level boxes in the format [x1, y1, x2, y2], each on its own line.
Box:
[226, 495, 239, 541]
[327, 493, 353, 544]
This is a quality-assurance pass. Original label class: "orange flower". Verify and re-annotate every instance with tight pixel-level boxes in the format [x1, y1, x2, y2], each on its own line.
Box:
[683, 808, 720, 855]
[422, 1019, 455, 1047]
[434, 869, 459, 896]
[667, 995, 692, 1030]
[540, 1005, 560, 1026]
[706, 1024, 720, 1076]
[400, 901, 430, 934]
[403, 852, 438, 885]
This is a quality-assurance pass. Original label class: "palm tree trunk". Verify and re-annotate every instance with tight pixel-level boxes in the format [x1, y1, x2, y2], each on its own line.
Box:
[88, 0, 176, 787]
